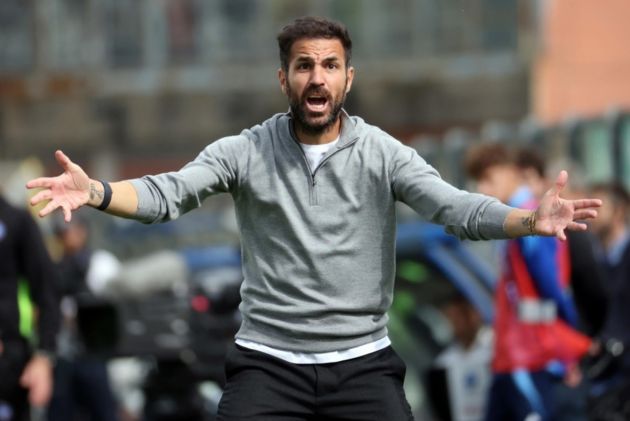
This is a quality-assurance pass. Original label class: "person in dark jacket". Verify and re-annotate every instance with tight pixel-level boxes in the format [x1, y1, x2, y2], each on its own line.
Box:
[47, 215, 120, 421]
[0, 193, 60, 420]
[588, 182, 630, 419]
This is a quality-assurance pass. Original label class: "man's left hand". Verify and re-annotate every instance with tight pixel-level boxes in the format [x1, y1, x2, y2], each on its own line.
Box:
[535, 170, 602, 241]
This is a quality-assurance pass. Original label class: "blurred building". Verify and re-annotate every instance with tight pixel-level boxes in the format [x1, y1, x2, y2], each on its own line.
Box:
[529, 0, 630, 192]
[0, 0, 528, 177]
[0, 0, 628, 191]
[532, 0, 630, 124]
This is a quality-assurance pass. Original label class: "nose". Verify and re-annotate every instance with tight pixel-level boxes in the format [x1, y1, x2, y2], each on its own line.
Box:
[309, 64, 325, 86]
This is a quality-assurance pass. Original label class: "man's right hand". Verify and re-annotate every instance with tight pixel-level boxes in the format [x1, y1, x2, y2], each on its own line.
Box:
[26, 150, 99, 222]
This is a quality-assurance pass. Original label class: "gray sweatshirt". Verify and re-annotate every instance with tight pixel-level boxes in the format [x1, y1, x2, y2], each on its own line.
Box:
[130, 111, 512, 352]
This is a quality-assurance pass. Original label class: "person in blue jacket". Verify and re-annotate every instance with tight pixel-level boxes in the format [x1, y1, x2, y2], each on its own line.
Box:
[465, 143, 591, 421]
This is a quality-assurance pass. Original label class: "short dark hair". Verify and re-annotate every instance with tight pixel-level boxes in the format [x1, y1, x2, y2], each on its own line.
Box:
[515, 147, 546, 178]
[464, 143, 515, 180]
[590, 182, 630, 210]
[277, 16, 352, 71]
[53, 213, 89, 236]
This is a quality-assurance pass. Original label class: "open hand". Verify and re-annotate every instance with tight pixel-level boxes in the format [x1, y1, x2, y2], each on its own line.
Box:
[535, 171, 602, 240]
[26, 150, 91, 222]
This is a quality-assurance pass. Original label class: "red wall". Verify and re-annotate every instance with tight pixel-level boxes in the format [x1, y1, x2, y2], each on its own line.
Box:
[533, 0, 630, 123]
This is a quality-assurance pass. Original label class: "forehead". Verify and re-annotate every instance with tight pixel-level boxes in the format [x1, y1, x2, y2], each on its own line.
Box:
[289, 38, 345, 62]
[481, 164, 514, 179]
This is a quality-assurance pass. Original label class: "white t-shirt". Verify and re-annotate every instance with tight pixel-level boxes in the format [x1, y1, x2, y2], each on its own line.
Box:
[300, 137, 340, 172]
[434, 327, 494, 421]
[236, 336, 391, 365]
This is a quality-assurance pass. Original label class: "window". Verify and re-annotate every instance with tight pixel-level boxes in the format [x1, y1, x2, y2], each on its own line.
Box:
[569, 120, 614, 184]
[46, 0, 92, 70]
[0, 1, 34, 72]
[166, 0, 199, 64]
[103, 0, 143, 67]
[482, 0, 518, 51]
[617, 116, 630, 190]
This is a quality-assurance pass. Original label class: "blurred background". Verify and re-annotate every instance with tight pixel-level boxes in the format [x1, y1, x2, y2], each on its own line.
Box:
[1, 0, 629, 420]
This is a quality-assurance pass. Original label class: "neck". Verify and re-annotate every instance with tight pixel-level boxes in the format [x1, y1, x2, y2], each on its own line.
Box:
[294, 117, 341, 145]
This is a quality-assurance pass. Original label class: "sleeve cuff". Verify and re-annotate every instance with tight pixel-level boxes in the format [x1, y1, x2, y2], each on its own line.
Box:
[481, 201, 514, 240]
[129, 178, 161, 223]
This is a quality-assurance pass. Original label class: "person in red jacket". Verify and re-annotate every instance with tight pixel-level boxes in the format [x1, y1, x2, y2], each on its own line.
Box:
[465, 144, 591, 421]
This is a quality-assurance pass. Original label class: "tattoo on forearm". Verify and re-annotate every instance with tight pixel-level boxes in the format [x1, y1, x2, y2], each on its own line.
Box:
[89, 182, 104, 203]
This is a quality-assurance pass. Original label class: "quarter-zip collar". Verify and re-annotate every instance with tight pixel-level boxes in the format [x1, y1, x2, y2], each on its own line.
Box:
[282, 109, 360, 150]
[280, 109, 360, 206]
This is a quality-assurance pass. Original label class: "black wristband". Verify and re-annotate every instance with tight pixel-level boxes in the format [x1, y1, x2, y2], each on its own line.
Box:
[96, 180, 112, 211]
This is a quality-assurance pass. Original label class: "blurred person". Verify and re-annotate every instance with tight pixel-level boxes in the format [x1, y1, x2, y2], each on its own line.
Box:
[0, 193, 60, 421]
[517, 150, 608, 419]
[47, 215, 120, 421]
[515, 147, 549, 200]
[587, 182, 630, 419]
[429, 293, 493, 421]
[517, 151, 608, 337]
[26, 17, 601, 421]
[465, 144, 592, 421]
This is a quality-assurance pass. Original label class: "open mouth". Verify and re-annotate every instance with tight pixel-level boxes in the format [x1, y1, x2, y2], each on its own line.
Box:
[305, 95, 328, 113]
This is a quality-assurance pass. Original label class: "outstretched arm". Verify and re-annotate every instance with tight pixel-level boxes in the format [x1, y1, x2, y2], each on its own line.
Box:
[504, 170, 602, 240]
[26, 150, 138, 221]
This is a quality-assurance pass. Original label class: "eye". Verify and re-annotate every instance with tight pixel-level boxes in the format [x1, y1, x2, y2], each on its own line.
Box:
[296, 62, 310, 70]
[327, 63, 339, 70]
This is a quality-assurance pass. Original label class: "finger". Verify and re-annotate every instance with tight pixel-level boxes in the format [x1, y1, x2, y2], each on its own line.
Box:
[30, 190, 52, 206]
[28, 383, 46, 407]
[38, 200, 60, 218]
[567, 221, 588, 231]
[26, 177, 56, 189]
[29, 389, 39, 407]
[552, 170, 568, 195]
[62, 204, 72, 223]
[556, 228, 567, 241]
[55, 149, 74, 172]
[572, 198, 603, 209]
[19, 370, 30, 388]
[573, 209, 598, 220]
[556, 229, 567, 241]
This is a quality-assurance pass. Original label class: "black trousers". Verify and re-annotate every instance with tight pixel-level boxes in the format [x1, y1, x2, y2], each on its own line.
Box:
[48, 357, 119, 421]
[217, 344, 414, 421]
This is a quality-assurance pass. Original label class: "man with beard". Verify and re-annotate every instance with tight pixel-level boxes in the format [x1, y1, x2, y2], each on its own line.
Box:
[26, 17, 601, 421]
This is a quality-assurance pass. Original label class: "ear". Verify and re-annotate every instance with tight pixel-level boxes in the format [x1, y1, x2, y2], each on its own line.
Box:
[278, 68, 287, 95]
[345, 66, 355, 94]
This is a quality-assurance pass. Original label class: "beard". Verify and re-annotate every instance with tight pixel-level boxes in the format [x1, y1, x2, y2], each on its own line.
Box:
[286, 80, 347, 135]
